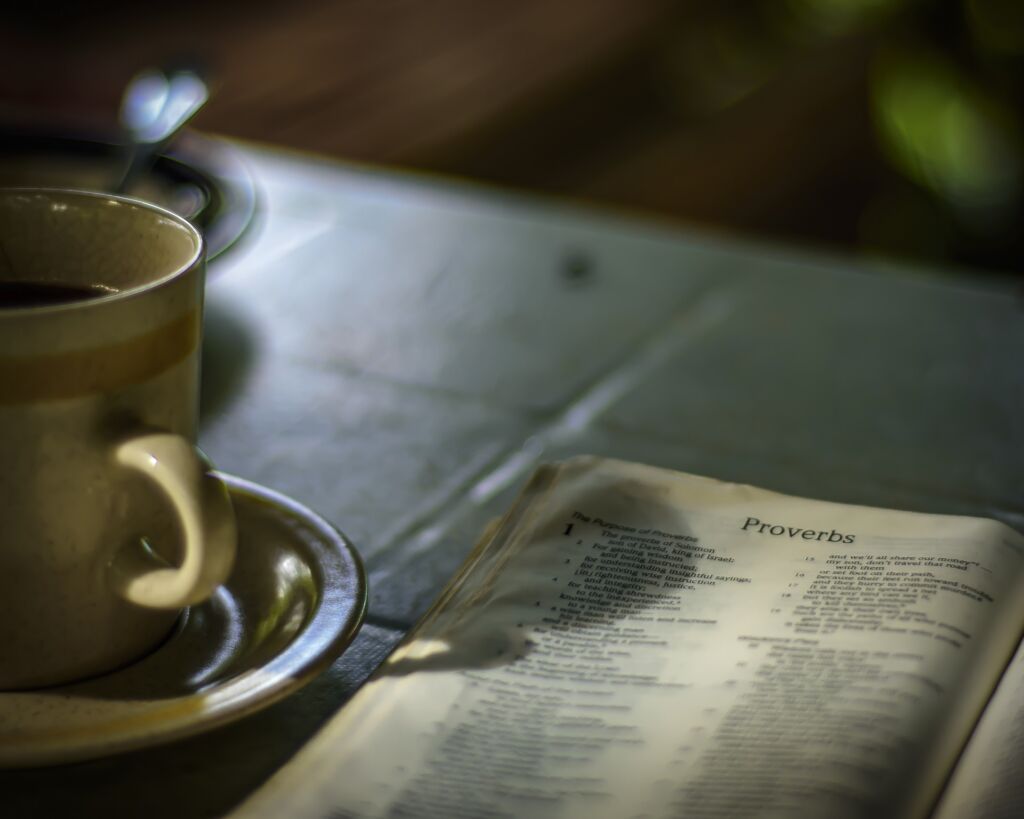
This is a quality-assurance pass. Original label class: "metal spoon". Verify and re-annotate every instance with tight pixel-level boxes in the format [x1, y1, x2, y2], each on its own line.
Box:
[113, 67, 209, 194]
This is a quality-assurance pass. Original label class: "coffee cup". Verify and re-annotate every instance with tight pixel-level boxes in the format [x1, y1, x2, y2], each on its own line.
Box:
[0, 188, 236, 689]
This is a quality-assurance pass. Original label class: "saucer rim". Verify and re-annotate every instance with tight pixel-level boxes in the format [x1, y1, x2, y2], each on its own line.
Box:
[0, 473, 367, 768]
[0, 125, 257, 261]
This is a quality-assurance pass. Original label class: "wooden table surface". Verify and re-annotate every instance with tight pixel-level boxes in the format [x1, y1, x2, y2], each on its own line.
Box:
[4, 140, 1024, 817]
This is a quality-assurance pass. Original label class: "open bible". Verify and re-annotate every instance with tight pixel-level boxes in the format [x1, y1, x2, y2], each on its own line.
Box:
[237, 457, 1024, 818]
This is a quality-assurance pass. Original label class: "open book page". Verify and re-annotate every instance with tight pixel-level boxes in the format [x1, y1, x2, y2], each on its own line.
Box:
[236, 458, 1024, 819]
[932, 636, 1024, 819]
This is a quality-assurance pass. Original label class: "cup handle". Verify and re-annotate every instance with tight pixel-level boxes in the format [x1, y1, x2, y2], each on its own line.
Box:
[110, 432, 237, 609]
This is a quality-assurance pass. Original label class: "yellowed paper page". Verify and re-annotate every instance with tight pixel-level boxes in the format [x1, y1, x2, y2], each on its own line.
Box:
[236, 458, 1024, 819]
[932, 636, 1024, 819]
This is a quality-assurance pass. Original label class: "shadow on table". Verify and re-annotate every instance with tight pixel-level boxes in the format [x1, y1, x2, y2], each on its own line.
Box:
[200, 297, 260, 420]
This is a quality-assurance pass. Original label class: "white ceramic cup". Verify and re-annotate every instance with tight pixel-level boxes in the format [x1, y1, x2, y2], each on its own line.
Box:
[0, 188, 236, 690]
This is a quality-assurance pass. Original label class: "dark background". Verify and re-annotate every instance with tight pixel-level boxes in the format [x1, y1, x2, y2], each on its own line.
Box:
[2, 0, 1022, 276]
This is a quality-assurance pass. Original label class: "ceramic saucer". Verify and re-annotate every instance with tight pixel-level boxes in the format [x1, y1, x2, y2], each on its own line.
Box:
[0, 474, 366, 768]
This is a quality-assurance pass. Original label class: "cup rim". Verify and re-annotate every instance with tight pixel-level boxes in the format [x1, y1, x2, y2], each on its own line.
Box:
[0, 187, 204, 316]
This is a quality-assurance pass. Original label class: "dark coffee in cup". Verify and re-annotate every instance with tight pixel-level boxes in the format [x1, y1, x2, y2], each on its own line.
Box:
[0, 281, 114, 308]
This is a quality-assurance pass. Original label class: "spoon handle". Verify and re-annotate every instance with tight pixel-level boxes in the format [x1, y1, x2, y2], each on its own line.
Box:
[114, 68, 209, 194]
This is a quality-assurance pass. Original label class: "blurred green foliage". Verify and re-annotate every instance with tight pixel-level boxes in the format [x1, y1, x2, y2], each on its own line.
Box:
[806, 0, 1024, 272]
